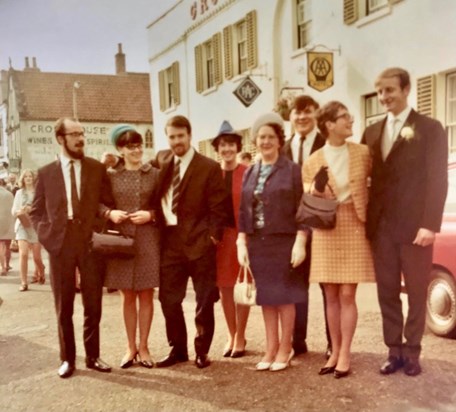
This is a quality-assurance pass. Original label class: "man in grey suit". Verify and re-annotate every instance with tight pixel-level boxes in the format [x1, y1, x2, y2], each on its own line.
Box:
[282, 95, 331, 358]
[363, 68, 448, 376]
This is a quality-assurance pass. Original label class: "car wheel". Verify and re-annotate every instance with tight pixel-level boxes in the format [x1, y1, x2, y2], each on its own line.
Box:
[426, 268, 456, 338]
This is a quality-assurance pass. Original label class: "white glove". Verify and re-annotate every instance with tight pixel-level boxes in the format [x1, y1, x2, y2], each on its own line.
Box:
[290, 236, 306, 268]
[236, 241, 250, 267]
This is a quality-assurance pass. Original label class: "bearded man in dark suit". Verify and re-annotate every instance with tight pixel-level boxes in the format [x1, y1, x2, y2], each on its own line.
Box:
[281, 95, 331, 358]
[155, 115, 227, 369]
[30, 118, 114, 379]
[363, 68, 448, 376]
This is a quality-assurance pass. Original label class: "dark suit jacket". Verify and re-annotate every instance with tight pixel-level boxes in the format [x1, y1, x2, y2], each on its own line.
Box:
[30, 157, 114, 255]
[239, 155, 305, 234]
[282, 132, 326, 161]
[158, 149, 228, 261]
[362, 109, 448, 242]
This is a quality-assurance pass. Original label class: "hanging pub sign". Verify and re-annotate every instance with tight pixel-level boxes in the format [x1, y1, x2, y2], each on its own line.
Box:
[233, 76, 262, 108]
[307, 51, 334, 92]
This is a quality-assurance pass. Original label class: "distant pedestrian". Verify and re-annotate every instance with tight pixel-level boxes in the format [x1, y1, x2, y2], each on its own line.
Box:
[0, 180, 14, 276]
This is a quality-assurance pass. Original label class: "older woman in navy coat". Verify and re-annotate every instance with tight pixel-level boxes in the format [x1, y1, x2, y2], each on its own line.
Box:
[237, 112, 307, 372]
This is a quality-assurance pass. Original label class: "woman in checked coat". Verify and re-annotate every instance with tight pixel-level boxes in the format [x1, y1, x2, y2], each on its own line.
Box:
[303, 101, 375, 379]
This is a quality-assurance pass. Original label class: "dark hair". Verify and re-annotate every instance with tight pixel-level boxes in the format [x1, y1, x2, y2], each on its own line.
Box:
[54, 117, 78, 139]
[212, 134, 242, 152]
[375, 67, 411, 90]
[253, 122, 286, 148]
[115, 130, 143, 148]
[315, 101, 348, 138]
[165, 115, 192, 134]
[239, 152, 252, 161]
[290, 95, 320, 112]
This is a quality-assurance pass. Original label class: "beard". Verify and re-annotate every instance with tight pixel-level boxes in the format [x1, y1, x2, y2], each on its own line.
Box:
[63, 137, 85, 159]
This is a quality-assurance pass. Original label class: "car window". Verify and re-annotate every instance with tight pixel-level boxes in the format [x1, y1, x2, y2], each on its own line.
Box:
[445, 167, 456, 213]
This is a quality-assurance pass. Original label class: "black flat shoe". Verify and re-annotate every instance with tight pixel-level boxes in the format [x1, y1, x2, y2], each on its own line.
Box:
[86, 357, 112, 373]
[318, 365, 336, 375]
[222, 347, 232, 358]
[195, 354, 211, 369]
[380, 355, 404, 375]
[156, 352, 189, 368]
[231, 349, 245, 358]
[120, 353, 137, 369]
[334, 369, 350, 379]
[403, 357, 421, 376]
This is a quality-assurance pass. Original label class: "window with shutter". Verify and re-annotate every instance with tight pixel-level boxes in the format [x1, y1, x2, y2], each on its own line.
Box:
[213, 33, 222, 85]
[367, 0, 388, 14]
[158, 62, 181, 111]
[195, 45, 203, 93]
[446, 73, 456, 153]
[417, 75, 435, 118]
[297, 0, 312, 49]
[223, 26, 233, 80]
[364, 93, 386, 126]
[144, 129, 153, 149]
[246, 10, 258, 70]
[343, 0, 358, 24]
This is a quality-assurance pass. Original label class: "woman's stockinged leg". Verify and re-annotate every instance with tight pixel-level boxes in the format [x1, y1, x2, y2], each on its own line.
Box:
[138, 288, 154, 361]
[275, 303, 295, 363]
[337, 283, 358, 371]
[220, 286, 236, 351]
[261, 305, 279, 362]
[120, 289, 138, 359]
[323, 283, 342, 368]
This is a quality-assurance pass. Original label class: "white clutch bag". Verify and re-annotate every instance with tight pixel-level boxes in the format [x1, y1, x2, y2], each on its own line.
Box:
[233, 265, 257, 306]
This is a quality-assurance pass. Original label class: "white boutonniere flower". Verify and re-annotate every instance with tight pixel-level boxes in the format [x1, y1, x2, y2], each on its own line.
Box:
[400, 126, 415, 141]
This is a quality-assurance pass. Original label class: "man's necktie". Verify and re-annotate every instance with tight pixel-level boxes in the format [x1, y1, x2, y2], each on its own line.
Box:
[171, 159, 181, 215]
[383, 118, 399, 160]
[69, 160, 80, 219]
[298, 135, 306, 166]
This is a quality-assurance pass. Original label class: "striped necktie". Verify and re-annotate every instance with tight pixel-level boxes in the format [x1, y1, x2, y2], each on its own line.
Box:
[171, 159, 181, 215]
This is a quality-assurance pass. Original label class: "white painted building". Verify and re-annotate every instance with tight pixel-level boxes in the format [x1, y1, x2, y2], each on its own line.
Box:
[147, 0, 456, 157]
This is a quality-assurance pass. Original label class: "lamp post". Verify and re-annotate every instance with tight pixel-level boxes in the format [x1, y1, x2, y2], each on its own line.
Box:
[72, 81, 81, 121]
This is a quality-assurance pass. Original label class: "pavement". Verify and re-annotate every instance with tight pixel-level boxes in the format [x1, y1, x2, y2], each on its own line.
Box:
[1, 251, 456, 412]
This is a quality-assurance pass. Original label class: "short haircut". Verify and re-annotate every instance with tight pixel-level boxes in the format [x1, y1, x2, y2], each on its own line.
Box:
[165, 115, 192, 134]
[240, 152, 252, 161]
[251, 122, 286, 148]
[115, 130, 143, 148]
[315, 101, 348, 138]
[54, 117, 78, 139]
[290, 95, 320, 112]
[18, 169, 36, 189]
[213, 134, 242, 152]
[375, 67, 411, 90]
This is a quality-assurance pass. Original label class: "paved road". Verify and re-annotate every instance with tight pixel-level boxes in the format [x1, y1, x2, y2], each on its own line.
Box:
[1, 251, 456, 412]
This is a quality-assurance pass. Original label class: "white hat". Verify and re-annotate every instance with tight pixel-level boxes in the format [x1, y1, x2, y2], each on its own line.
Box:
[251, 112, 284, 138]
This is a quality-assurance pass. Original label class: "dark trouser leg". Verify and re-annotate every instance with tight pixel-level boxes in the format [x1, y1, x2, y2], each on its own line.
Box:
[159, 261, 189, 357]
[401, 243, 432, 358]
[372, 226, 403, 357]
[189, 251, 217, 356]
[49, 225, 82, 363]
[79, 251, 104, 359]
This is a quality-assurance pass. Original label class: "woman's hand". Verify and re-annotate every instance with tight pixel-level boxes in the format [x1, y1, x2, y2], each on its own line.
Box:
[128, 210, 152, 225]
[236, 234, 250, 267]
[290, 232, 307, 268]
[109, 210, 129, 224]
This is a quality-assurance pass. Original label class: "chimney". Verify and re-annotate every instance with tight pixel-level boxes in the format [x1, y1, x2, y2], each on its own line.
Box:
[115, 43, 126, 74]
[24, 57, 30, 70]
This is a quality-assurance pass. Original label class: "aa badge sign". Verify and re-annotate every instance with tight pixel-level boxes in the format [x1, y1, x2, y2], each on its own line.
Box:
[307, 52, 333, 92]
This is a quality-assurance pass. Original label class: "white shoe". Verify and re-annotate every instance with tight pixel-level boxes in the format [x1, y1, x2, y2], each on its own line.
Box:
[255, 361, 272, 371]
[269, 349, 294, 372]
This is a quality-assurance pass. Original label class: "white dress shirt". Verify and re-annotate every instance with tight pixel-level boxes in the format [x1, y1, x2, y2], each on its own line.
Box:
[59, 154, 81, 219]
[161, 147, 195, 226]
[290, 128, 318, 163]
[323, 142, 351, 203]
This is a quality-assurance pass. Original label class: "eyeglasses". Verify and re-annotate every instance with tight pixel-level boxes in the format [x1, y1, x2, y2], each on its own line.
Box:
[125, 143, 143, 151]
[334, 113, 354, 122]
[64, 131, 85, 138]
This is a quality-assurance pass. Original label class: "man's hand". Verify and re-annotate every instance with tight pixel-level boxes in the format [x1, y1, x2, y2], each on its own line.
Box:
[412, 228, 436, 247]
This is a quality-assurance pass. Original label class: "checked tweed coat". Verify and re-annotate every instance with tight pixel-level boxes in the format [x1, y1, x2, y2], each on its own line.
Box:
[302, 142, 375, 284]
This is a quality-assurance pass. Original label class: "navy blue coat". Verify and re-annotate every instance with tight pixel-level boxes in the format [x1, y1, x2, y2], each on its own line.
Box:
[239, 155, 305, 235]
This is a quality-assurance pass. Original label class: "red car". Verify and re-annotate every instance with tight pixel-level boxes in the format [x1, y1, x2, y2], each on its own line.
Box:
[426, 160, 456, 337]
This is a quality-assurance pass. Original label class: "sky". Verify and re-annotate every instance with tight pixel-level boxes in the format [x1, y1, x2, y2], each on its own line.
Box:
[0, 0, 175, 74]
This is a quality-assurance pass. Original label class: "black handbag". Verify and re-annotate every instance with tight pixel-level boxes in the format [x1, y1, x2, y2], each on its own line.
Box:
[296, 182, 338, 230]
[91, 229, 135, 258]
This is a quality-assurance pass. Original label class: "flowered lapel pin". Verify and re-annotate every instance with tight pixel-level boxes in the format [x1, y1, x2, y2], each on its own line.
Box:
[400, 125, 415, 141]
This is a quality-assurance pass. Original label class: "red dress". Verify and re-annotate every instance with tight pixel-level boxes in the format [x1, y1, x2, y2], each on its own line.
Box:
[216, 164, 247, 287]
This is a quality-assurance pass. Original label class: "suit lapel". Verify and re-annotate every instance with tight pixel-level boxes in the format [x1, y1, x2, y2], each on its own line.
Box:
[52, 160, 68, 207]
[387, 109, 418, 159]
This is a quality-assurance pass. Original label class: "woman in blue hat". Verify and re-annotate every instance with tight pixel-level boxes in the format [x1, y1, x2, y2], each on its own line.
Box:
[212, 121, 251, 358]
[102, 124, 161, 369]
